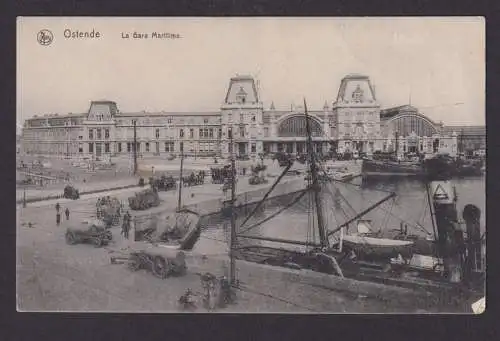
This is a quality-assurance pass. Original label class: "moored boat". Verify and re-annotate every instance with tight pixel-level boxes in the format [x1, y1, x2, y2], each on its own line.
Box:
[340, 221, 414, 260]
[361, 158, 425, 178]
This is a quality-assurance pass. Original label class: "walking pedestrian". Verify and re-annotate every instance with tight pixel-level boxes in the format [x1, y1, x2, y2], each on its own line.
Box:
[122, 218, 130, 239]
[56, 211, 61, 226]
[121, 212, 129, 235]
[55, 202, 60, 213]
[65, 207, 70, 220]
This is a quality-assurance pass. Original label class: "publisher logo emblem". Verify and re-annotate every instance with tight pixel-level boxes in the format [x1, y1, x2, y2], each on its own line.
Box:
[37, 29, 53, 46]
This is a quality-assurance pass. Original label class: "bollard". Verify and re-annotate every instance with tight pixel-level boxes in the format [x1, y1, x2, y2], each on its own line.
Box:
[463, 204, 482, 279]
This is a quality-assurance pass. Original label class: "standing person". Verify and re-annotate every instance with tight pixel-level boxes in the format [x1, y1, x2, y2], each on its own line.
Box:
[55, 202, 60, 213]
[65, 207, 70, 220]
[123, 217, 130, 239]
[56, 211, 61, 226]
[121, 212, 129, 238]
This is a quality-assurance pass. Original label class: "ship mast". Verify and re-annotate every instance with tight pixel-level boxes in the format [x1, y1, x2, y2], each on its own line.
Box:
[303, 99, 328, 249]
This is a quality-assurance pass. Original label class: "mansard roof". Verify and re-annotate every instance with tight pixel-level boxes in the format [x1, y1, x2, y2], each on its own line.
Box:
[442, 125, 485, 136]
[116, 111, 219, 117]
[224, 75, 259, 104]
[380, 105, 420, 119]
[342, 73, 370, 80]
[28, 112, 85, 120]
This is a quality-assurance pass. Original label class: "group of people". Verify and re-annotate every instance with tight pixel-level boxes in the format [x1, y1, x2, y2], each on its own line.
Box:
[55, 200, 133, 242]
[182, 171, 206, 187]
[55, 202, 70, 226]
[210, 166, 235, 184]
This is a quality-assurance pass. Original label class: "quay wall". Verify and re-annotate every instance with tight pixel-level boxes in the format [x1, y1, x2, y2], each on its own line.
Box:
[131, 177, 307, 231]
[184, 253, 439, 313]
[184, 178, 307, 216]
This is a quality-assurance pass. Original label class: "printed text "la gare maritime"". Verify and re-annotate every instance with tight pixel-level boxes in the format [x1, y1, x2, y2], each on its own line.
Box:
[121, 32, 182, 39]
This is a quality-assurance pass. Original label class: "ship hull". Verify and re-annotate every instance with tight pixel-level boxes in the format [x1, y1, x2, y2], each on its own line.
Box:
[362, 159, 425, 178]
[362, 157, 482, 179]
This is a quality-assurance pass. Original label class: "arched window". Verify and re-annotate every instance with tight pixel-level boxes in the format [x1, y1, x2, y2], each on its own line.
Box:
[389, 115, 437, 137]
[277, 115, 323, 137]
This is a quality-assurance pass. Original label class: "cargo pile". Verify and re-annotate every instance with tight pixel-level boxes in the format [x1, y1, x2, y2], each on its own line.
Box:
[128, 188, 160, 210]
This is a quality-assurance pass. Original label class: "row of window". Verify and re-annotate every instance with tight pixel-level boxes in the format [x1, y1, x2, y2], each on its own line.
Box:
[88, 142, 111, 153]
[84, 141, 214, 154]
[179, 128, 221, 139]
[116, 117, 212, 125]
[89, 128, 110, 140]
[92, 114, 107, 121]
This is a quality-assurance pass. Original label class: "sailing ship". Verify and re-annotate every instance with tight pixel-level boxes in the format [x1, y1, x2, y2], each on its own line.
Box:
[231, 99, 485, 307]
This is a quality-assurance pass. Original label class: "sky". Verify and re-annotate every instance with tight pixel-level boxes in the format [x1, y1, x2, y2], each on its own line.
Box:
[17, 17, 485, 132]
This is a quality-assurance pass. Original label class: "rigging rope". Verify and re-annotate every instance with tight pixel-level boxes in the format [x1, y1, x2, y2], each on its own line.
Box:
[238, 190, 309, 236]
[340, 181, 432, 235]
[323, 186, 352, 229]
[378, 197, 395, 234]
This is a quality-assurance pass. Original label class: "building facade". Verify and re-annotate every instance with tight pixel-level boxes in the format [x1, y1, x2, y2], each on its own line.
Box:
[442, 125, 486, 156]
[380, 105, 459, 157]
[21, 74, 477, 159]
[333, 74, 381, 155]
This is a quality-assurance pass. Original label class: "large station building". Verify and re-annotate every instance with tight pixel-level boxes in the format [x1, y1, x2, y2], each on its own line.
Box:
[21, 74, 481, 159]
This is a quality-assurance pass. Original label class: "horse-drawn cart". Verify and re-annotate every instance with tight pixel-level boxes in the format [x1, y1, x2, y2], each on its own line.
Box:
[65, 220, 112, 247]
[149, 175, 177, 191]
[128, 188, 160, 210]
[111, 245, 187, 279]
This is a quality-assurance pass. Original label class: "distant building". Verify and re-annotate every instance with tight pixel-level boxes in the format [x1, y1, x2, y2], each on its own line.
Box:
[380, 105, 459, 156]
[21, 74, 483, 159]
[333, 74, 381, 155]
[442, 125, 486, 156]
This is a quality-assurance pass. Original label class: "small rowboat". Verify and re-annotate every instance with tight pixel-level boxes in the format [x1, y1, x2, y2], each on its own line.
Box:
[342, 235, 414, 258]
[341, 220, 414, 259]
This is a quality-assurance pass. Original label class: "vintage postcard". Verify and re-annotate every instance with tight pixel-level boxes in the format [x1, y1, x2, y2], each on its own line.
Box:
[16, 17, 485, 313]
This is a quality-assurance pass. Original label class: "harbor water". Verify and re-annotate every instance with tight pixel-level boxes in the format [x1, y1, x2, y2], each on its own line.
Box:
[193, 175, 486, 256]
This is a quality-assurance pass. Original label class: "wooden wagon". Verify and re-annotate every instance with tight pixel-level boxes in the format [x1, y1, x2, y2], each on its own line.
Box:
[112, 245, 187, 279]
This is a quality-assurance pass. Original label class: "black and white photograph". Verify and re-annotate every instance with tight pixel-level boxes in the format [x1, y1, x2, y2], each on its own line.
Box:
[16, 17, 485, 313]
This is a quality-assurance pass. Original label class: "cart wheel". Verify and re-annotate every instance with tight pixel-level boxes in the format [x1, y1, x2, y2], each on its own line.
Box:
[128, 254, 141, 271]
[153, 256, 169, 279]
[93, 237, 104, 248]
[65, 232, 76, 245]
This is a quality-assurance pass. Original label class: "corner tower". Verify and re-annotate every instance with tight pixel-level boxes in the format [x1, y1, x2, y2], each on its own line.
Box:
[332, 74, 381, 155]
[220, 75, 264, 157]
